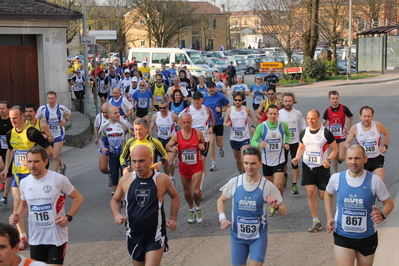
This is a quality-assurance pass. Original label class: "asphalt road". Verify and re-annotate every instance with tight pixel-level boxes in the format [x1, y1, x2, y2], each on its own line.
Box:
[1, 79, 399, 265]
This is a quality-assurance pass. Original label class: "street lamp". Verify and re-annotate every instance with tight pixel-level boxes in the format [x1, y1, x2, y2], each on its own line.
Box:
[347, 0, 352, 80]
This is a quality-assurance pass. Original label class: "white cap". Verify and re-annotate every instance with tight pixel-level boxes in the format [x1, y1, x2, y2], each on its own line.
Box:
[124, 68, 130, 73]
[132, 77, 138, 82]
[142, 60, 148, 64]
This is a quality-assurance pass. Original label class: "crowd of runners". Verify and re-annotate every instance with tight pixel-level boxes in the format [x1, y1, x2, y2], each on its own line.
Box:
[0, 57, 394, 265]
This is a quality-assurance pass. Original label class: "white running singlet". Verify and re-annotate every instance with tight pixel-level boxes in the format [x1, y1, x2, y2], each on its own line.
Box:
[355, 121, 381, 159]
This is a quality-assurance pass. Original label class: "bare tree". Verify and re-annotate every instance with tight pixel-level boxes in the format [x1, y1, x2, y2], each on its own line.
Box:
[130, 0, 194, 47]
[253, 0, 302, 61]
[301, 0, 320, 58]
[354, 0, 383, 22]
[318, 0, 349, 74]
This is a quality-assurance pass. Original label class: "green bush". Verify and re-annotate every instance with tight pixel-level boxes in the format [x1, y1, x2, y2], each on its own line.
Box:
[302, 57, 327, 80]
[282, 61, 301, 80]
[323, 59, 337, 76]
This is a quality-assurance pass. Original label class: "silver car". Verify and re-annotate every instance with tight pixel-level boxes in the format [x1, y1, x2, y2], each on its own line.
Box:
[205, 57, 228, 73]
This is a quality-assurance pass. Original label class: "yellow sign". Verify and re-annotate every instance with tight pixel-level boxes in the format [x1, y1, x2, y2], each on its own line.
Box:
[260, 62, 284, 68]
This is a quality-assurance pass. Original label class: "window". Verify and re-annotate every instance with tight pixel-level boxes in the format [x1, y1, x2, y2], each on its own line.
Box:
[140, 40, 145, 46]
[208, 19, 217, 29]
[132, 52, 150, 62]
[175, 53, 190, 64]
[153, 53, 170, 64]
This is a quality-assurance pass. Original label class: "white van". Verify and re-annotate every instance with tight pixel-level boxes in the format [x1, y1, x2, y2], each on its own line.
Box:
[128, 47, 216, 81]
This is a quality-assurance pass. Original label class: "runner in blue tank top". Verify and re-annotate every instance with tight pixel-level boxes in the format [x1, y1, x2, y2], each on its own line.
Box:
[324, 144, 394, 266]
[217, 147, 286, 266]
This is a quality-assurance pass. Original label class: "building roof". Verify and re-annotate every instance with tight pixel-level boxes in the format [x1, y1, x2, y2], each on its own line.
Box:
[357, 25, 399, 36]
[230, 10, 258, 17]
[188, 1, 224, 15]
[0, 0, 82, 20]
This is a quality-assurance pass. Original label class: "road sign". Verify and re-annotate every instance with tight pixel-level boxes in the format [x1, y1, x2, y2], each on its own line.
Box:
[88, 30, 117, 40]
[81, 36, 96, 45]
[260, 62, 284, 68]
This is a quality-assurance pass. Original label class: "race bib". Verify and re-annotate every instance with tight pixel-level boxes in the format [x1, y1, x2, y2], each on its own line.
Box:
[29, 203, 55, 228]
[362, 141, 377, 155]
[194, 126, 205, 131]
[304, 151, 321, 167]
[341, 208, 367, 233]
[233, 127, 245, 138]
[158, 126, 170, 138]
[48, 122, 59, 132]
[266, 139, 280, 153]
[330, 124, 342, 137]
[237, 216, 260, 240]
[289, 128, 296, 138]
[144, 72, 149, 78]
[14, 150, 27, 167]
[0, 135, 7, 149]
[255, 96, 263, 104]
[138, 98, 148, 108]
[182, 149, 197, 164]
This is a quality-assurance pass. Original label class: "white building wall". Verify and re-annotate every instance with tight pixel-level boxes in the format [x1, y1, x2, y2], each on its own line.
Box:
[0, 20, 71, 109]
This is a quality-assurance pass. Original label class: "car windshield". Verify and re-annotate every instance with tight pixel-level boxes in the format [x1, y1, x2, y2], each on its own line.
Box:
[187, 52, 207, 64]
[213, 58, 226, 64]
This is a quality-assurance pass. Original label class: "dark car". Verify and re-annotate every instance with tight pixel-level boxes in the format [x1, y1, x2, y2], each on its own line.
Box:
[228, 49, 254, 56]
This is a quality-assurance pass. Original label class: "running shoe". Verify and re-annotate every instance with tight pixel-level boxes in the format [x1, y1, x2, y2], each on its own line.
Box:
[338, 158, 343, 164]
[171, 178, 176, 188]
[308, 220, 322, 233]
[196, 209, 203, 223]
[111, 191, 115, 195]
[188, 211, 195, 224]
[19, 236, 29, 250]
[0, 183, 4, 192]
[291, 184, 299, 195]
[209, 162, 217, 172]
[268, 206, 277, 217]
[0, 197, 7, 207]
[59, 163, 67, 175]
[219, 147, 225, 157]
[283, 173, 288, 187]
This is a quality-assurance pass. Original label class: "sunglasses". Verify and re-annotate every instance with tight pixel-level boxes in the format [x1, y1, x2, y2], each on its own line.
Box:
[139, 85, 146, 87]
[256, 78, 263, 80]
[268, 93, 275, 95]
[243, 147, 260, 155]
[156, 79, 162, 81]
[234, 99, 243, 102]
[158, 107, 167, 110]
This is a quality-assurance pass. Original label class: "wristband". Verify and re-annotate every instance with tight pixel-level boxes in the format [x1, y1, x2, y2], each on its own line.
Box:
[383, 144, 388, 150]
[275, 205, 279, 211]
[219, 213, 226, 221]
[251, 125, 255, 128]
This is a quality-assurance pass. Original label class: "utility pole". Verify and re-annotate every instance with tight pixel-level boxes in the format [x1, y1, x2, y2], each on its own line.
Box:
[347, 0, 352, 80]
[82, 0, 90, 115]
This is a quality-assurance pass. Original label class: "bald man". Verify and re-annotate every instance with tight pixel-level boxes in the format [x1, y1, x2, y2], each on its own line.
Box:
[325, 145, 394, 265]
[166, 113, 205, 224]
[292, 109, 338, 233]
[110, 145, 179, 266]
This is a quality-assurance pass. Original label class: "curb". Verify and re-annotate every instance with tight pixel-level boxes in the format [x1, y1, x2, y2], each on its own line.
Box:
[65, 111, 92, 148]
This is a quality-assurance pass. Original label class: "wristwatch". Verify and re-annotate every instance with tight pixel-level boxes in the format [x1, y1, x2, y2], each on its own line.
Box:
[380, 211, 386, 220]
[66, 214, 73, 222]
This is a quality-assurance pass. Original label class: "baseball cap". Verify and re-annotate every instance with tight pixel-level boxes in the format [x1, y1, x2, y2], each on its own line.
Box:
[132, 77, 138, 82]
[206, 81, 216, 88]
[142, 60, 148, 64]
[192, 92, 204, 99]
[124, 68, 131, 73]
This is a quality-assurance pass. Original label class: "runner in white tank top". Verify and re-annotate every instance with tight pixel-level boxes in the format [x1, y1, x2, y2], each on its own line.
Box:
[345, 106, 390, 180]
[224, 91, 255, 174]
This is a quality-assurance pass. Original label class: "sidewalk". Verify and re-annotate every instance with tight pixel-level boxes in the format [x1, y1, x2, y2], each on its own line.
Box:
[282, 69, 399, 88]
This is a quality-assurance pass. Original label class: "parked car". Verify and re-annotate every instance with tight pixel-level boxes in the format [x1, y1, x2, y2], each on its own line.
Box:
[228, 49, 254, 56]
[337, 62, 355, 75]
[243, 58, 261, 74]
[229, 55, 262, 61]
[230, 59, 248, 73]
[205, 57, 228, 73]
[234, 66, 245, 77]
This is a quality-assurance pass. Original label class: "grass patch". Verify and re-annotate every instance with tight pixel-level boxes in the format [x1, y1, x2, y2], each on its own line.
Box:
[280, 72, 377, 85]
[322, 73, 377, 81]
[65, 123, 72, 131]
